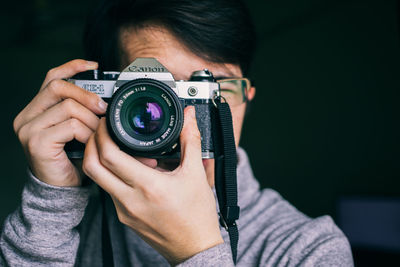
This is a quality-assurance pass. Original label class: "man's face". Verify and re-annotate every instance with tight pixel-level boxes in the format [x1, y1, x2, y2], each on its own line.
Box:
[119, 26, 255, 186]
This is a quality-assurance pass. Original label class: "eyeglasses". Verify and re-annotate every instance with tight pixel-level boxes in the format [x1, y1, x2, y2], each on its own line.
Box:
[216, 78, 252, 107]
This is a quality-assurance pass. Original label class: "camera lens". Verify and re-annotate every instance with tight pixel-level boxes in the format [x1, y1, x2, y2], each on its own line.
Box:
[120, 93, 172, 142]
[127, 99, 164, 135]
[107, 78, 183, 157]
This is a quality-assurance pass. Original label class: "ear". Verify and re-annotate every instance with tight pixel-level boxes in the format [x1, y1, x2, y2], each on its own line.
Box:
[247, 86, 256, 101]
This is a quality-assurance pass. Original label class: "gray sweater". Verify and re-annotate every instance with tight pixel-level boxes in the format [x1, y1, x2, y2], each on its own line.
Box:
[0, 148, 354, 266]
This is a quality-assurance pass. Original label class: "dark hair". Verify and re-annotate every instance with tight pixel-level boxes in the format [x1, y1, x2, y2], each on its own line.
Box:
[83, 0, 257, 76]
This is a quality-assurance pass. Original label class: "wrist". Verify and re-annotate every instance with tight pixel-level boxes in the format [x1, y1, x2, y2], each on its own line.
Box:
[29, 160, 83, 187]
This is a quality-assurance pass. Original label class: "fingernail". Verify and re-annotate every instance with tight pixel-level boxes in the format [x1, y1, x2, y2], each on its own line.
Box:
[98, 99, 108, 111]
[86, 60, 98, 69]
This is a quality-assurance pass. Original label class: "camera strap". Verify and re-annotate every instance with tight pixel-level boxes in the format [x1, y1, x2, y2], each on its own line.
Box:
[212, 100, 240, 264]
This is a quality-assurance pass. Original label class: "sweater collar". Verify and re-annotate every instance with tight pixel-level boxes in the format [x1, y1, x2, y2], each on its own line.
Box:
[236, 147, 261, 209]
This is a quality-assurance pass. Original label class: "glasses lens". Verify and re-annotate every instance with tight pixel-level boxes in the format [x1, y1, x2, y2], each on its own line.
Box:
[219, 79, 248, 106]
[127, 98, 165, 135]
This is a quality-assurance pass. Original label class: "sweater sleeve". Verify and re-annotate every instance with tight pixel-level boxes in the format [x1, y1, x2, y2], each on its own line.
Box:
[256, 215, 354, 267]
[297, 234, 354, 267]
[292, 216, 354, 267]
[176, 243, 234, 267]
[0, 170, 92, 267]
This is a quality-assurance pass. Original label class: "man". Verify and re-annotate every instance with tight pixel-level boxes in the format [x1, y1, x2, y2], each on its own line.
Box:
[0, 0, 354, 266]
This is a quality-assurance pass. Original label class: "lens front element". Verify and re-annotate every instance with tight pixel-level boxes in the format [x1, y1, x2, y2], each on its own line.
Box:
[107, 79, 183, 156]
[128, 99, 164, 135]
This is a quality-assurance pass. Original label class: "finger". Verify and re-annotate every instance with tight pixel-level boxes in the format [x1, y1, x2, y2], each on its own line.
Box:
[40, 118, 94, 145]
[179, 106, 202, 169]
[40, 59, 98, 91]
[18, 99, 100, 144]
[14, 80, 107, 133]
[83, 134, 133, 198]
[94, 118, 157, 188]
[134, 157, 158, 169]
[26, 118, 94, 160]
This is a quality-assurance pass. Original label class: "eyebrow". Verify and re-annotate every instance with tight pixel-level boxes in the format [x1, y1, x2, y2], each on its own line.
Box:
[213, 68, 238, 80]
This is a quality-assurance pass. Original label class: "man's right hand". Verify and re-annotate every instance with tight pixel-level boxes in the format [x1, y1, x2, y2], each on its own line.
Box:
[13, 59, 108, 187]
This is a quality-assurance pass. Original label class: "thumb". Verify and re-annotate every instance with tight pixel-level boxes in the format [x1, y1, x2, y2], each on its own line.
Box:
[179, 106, 202, 169]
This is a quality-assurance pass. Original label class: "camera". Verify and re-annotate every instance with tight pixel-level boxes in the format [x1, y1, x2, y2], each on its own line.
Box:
[66, 58, 220, 159]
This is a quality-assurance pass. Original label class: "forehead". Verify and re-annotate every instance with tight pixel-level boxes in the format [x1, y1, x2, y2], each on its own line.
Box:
[119, 26, 242, 80]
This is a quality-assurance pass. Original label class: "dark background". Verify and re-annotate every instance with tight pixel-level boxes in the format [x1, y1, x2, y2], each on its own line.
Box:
[0, 0, 399, 265]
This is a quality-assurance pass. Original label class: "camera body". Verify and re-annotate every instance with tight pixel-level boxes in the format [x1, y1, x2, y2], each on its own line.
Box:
[67, 58, 219, 159]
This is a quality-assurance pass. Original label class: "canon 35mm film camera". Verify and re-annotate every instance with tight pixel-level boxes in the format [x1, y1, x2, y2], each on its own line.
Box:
[67, 58, 220, 159]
